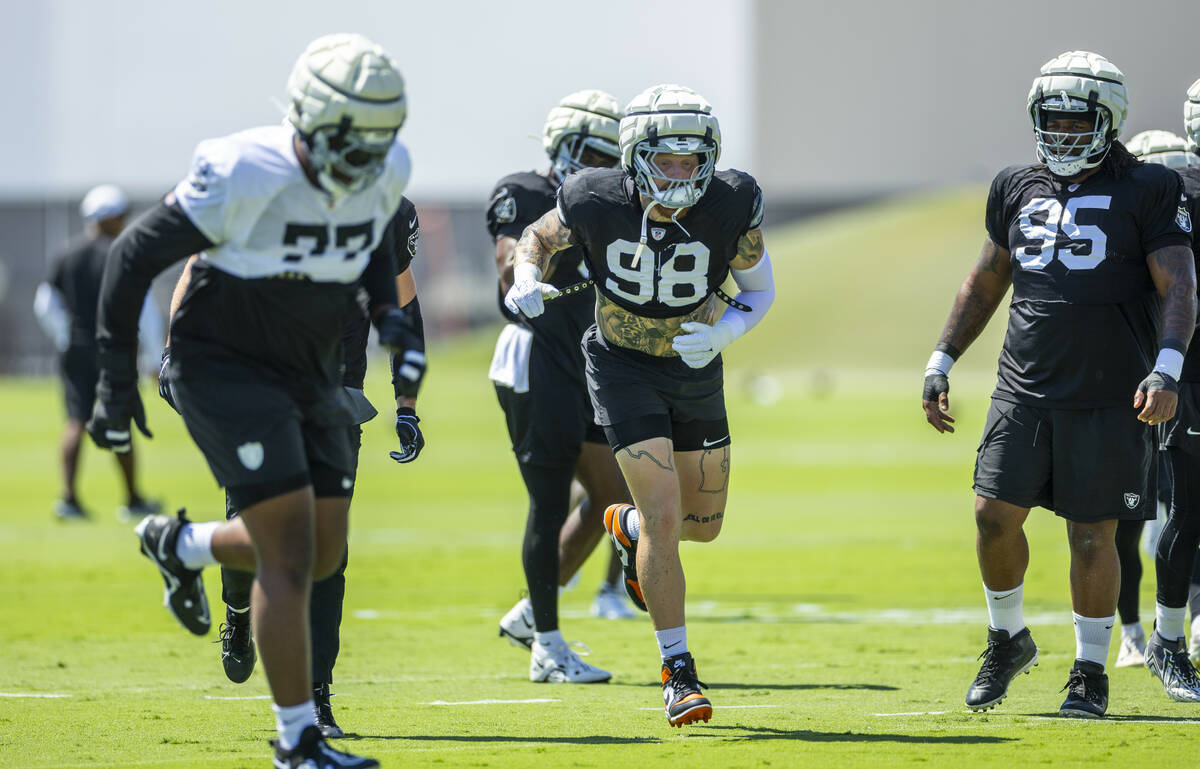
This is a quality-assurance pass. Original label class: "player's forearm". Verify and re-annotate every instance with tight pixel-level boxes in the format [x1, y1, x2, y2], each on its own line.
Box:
[1149, 244, 1197, 356]
[513, 210, 572, 274]
[165, 256, 198, 345]
[495, 237, 517, 294]
[935, 241, 1012, 357]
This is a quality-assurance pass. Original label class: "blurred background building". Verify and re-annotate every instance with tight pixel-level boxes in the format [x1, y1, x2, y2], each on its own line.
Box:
[2, 0, 1199, 372]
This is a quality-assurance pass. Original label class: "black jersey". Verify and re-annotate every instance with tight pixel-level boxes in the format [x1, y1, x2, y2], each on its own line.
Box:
[557, 168, 763, 319]
[985, 161, 1192, 408]
[341, 197, 419, 389]
[1175, 165, 1200, 382]
[49, 235, 111, 349]
[486, 171, 594, 366]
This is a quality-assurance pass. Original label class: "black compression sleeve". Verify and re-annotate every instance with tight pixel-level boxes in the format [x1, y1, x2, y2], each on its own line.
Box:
[390, 295, 425, 400]
[97, 201, 214, 374]
[362, 217, 400, 315]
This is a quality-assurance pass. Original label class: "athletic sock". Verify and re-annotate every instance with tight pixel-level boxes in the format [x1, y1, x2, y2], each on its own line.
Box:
[273, 700, 317, 751]
[655, 625, 687, 660]
[626, 508, 641, 540]
[1121, 622, 1145, 641]
[1073, 613, 1115, 668]
[1156, 604, 1188, 642]
[175, 521, 219, 570]
[534, 629, 564, 649]
[983, 583, 1024, 635]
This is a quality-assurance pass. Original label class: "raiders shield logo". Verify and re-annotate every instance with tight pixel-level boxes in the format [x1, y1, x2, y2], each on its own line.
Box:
[490, 187, 517, 224]
[650, 227, 666, 241]
[1123, 492, 1141, 509]
[407, 229, 419, 258]
[1177, 205, 1193, 234]
[237, 442, 264, 471]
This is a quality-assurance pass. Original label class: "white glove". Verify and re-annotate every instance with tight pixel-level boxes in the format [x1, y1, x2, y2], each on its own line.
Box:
[503, 262, 559, 318]
[671, 321, 737, 368]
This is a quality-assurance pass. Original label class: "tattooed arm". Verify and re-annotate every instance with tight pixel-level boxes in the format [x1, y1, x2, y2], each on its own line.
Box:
[1135, 244, 1197, 424]
[504, 210, 575, 318]
[728, 227, 764, 270]
[922, 237, 1012, 433]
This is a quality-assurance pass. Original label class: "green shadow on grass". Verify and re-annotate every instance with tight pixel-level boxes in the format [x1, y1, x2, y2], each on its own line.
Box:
[691, 725, 1015, 744]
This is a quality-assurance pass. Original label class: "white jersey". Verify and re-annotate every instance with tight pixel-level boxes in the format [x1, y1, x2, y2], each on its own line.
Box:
[173, 125, 411, 282]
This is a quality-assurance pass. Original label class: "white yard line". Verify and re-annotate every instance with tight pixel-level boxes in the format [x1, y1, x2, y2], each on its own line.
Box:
[202, 695, 272, 700]
[0, 692, 71, 698]
[422, 698, 562, 706]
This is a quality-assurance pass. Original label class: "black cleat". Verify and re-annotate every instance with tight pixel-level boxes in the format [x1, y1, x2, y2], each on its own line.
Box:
[272, 725, 377, 768]
[603, 504, 647, 612]
[1059, 659, 1108, 718]
[217, 606, 255, 683]
[117, 497, 163, 523]
[313, 683, 344, 739]
[661, 652, 712, 727]
[965, 626, 1038, 711]
[54, 499, 91, 522]
[135, 509, 211, 635]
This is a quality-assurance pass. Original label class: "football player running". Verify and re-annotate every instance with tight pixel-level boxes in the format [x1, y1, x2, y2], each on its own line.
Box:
[1134, 92, 1200, 701]
[489, 90, 635, 685]
[88, 34, 422, 768]
[922, 52, 1196, 718]
[505, 84, 774, 726]
[161, 198, 425, 735]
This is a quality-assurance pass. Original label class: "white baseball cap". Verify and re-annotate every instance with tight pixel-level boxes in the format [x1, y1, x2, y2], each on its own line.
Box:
[80, 184, 129, 221]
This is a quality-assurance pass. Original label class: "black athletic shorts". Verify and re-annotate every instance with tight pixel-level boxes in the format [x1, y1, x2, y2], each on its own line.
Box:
[169, 356, 356, 507]
[974, 398, 1154, 522]
[60, 344, 99, 421]
[1163, 382, 1200, 458]
[582, 325, 731, 453]
[494, 378, 605, 469]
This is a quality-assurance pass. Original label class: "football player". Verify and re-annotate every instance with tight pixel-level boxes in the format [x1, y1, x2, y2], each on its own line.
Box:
[33, 185, 163, 522]
[1114, 130, 1199, 672]
[87, 34, 423, 768]
[922, 52, 1196, 718]
[1136, 90, 1200, 701]
[160, 198, 424, 736]
[488, 90, 635, 685]
[505, 84, 774, 726]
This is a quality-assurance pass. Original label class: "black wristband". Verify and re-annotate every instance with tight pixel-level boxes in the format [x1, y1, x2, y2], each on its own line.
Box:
[1162, 337, 1188, 355]
[397, 406, 416, 418]
[934, 341, 963, 360]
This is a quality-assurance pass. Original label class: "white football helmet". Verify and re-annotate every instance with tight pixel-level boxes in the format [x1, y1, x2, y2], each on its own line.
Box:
[619, 84, 721, 209]
[286, 33, 407, 199]
[1027, 51, 1128, 178]
[1185, 77, 1200, 152]
[543, 90, 622, 183]
[1126, 129, 1200, 170]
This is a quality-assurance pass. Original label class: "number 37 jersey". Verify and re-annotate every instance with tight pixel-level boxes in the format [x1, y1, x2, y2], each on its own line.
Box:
[557, 167, 763, 319]
[985, 162, 1192, 408]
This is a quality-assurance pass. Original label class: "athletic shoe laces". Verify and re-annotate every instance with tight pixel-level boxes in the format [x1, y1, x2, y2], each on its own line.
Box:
[974, 639, 1008, 682]
[1060, 669, 1102, 705]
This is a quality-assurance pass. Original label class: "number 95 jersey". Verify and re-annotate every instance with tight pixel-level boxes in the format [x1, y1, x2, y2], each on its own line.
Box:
[985, 161, 1191, 408]
[174, 125, 411, 282]
[557, 167, 763, 319]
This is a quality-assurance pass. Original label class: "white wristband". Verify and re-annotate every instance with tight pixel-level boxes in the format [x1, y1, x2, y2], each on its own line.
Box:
[514, 262, 542, 283]
[1152, 348, 1185, 380]
[925, 350, 955, 377]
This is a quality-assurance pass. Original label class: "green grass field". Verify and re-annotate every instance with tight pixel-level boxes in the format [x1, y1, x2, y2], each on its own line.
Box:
[3, 190, 1197, 768]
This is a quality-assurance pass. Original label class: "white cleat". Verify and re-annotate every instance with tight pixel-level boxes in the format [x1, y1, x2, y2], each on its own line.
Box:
[529, 639, 611, 683]
[1190, 616, 1200, 666]
[499, 597, 535, 650]
[591, 582, 636, 620]
[1114, 631, 1147, 668]
[1145, 631, 1200, 703]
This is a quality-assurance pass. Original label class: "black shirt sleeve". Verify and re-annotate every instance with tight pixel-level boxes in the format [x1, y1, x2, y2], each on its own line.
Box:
[393, 197, 419, 275]
[98, 200, 214, 372]
[1139, 166, 1193, 254]
[360, 209, 401, 314]
[985, 167, 1017, 250]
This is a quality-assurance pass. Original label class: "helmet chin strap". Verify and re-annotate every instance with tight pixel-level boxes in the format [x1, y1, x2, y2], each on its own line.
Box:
[631, 197, 692, 268]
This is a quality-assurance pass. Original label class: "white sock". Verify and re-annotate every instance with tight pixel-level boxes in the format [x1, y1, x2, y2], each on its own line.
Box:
[983, 583, 1024, 635]
[655, 625, 687, 660]
[1073, 613, 1115, 668]
[1121, 622, 1144, 641]
[626, 508, 641, 540]
[272, 700, 316, 751]
[534, 629, 563, 648]
[1156, 604, 1188, 641]
[174, 521, 219, 570]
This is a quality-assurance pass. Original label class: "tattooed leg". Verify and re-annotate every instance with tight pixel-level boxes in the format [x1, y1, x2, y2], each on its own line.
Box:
[676, 446, 731, 543]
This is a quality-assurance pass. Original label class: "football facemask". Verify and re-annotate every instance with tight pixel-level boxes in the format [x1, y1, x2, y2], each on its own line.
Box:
[551, 131, 620, 181]
[1031, 94, 1112, 177]
[307, 123, 398, 197]
[631, 136, 717, 209]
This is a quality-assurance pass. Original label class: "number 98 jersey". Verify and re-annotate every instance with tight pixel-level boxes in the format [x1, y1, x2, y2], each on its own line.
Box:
[985, 161, 1191, 408]
[557, 167, 763, 319]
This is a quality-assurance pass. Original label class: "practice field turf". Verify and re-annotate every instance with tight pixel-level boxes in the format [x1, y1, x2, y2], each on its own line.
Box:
[2, 190, 1197, 768]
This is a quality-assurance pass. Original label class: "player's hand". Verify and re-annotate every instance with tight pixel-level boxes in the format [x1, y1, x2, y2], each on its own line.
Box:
[671, 321, 735, 368]
[922, 372, 955, 433]
[504, 262, 559, 318]
[389, 407, 424, 464]
[158, 348, 180, 414]
[1134, 371, 1179, 425]
[87, 383, 152, 453]
[376, 306, 422, 355]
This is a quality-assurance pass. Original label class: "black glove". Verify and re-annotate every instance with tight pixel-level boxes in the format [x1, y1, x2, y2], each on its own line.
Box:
[158, 347, 180, 414]
[389, 407, 424, 464]
[922, 372, 950, 403]
[1137, 371, 1179, 397]
[86, 352, 152, 453]
[377, 306, 427, 399]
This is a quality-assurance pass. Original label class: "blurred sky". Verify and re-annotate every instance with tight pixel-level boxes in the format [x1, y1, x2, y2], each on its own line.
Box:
[0, 0, 752, 201]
